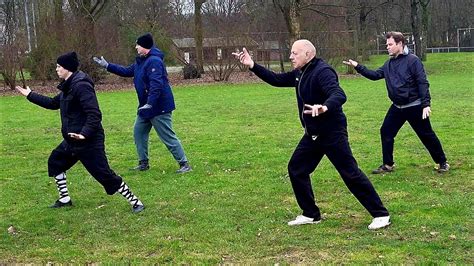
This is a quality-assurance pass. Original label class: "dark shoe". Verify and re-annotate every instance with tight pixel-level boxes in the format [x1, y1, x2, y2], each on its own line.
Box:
[50, 199, 73, 208]
[437, 162, 450, 173]
[132, 204, 145, 213]
[131, 160, 149, 171]
[176, 162, 192, 173]
[372, 164, 394, 174]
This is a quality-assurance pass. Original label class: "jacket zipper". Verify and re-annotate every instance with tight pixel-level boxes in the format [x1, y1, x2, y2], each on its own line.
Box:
[297, 67, 309, 133]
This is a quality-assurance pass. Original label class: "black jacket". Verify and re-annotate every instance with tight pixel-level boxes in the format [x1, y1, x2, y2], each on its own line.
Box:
[355, 53, 431, 107]
[250, 57, 347, 136]
[27, 71, 104, 145]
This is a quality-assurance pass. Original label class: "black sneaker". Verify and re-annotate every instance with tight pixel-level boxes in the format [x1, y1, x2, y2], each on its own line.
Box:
[437, 162, 450, 173]
[372, 164, 394, 174]
[132, 204, 145, 213]
[50, 199, 73, 208]
[131, 160, 149, 171]
[176, 162, 192, 174]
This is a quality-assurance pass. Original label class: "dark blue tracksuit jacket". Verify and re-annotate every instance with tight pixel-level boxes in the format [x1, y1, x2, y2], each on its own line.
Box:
[355, 53, 431, 108]
[107, 47, 175, 119]
[250, 57, 347, 137]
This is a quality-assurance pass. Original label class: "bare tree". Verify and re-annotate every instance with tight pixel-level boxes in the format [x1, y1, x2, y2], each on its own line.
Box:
[194, 0, 205, 73]
[68, 0, 110, 78]
[410, 0, 431, 61]
[0, 0, 27, 90]
[272, 0, 301, 44]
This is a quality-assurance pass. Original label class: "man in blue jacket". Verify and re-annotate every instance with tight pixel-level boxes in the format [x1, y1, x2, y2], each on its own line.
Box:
[15, 52, 144, 213]
[93, 33, 191, 173]
[343, 31, 449, 174]
[233, 40, 390, 230]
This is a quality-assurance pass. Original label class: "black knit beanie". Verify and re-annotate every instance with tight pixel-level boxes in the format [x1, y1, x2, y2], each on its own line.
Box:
[57, 52, 79, 72]
[136, 33, 154, 49]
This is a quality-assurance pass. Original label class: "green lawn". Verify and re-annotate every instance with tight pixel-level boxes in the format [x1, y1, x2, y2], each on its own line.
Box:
[0, 53, 472, 263]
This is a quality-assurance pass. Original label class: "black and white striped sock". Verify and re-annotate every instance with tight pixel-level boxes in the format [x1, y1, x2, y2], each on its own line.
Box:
[117, 182, 143, 207]
[54, 173, 71, 203]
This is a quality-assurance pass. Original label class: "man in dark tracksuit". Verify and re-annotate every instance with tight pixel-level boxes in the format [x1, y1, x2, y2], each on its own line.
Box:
[15, 52, 144, 213]
[233, 40, 390, 230]
[344, 31, 449, 174]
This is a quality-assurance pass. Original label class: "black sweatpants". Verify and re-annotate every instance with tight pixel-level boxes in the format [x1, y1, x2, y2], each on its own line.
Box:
[48, 140, 122, 195]
[288, 133, 389, 220]
[380, 104, 447, 166]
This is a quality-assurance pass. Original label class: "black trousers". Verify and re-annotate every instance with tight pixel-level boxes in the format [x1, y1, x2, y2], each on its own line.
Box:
[48, 140, 122, 195]
[381, 104, 447, 166]
[288, 133, 389, 219]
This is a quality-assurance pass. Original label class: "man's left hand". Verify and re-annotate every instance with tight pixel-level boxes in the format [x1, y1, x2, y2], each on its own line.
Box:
[422, 106, 431, 119]
[68, 133, 85, 140]
[138, 104, 152, 110]
[303, 104, 328, 117]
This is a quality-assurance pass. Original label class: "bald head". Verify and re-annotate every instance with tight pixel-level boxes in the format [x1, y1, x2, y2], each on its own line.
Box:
[290, 39, 316, 69]
[294, 39, 316, 56]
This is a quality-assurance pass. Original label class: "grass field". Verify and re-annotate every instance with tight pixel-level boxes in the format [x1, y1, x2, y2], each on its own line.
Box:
[0, 53, 472, 263]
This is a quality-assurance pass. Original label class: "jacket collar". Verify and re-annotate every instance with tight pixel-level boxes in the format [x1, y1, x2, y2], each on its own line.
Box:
[299, 57, 319, 73]
[57, 71, 78, 93]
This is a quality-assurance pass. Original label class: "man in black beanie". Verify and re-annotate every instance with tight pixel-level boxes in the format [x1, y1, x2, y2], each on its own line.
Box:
[93, 33, 192, 173]
[15, 51, 145, 213]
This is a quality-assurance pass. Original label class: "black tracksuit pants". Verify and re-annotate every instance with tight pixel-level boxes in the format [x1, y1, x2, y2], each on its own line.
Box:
[288, 133, 389, 220]
[47, 140, 122, 195]
[380, 104, 447, 166]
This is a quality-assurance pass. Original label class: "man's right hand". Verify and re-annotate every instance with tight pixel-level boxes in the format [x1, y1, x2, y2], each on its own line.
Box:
[92, 56, 109, 68]
[232, 47, 254, 69]
[342, 59, 358, 67]
[15, 86, 31, 96]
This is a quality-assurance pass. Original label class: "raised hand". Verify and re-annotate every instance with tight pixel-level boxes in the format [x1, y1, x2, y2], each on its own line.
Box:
[342, 59, 359, 67]
[92, 56, 109, 68]
[15, 85, 32, 96]
[232, 47, 254, 69]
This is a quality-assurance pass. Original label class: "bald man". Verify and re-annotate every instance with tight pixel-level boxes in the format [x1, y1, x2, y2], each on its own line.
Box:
[233, 40, 390, 230]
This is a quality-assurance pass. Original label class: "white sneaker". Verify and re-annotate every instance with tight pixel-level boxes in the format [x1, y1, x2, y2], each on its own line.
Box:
[288, 215, 321, 226]
[368, 216, 391, 230]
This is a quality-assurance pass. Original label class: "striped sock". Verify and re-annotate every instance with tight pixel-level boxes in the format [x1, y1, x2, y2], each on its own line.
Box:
[117, 182, 143, 207]
[54, 173, 71, 203]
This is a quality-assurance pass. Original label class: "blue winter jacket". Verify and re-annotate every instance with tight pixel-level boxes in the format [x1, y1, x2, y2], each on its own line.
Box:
[355, 53, 431, 108]
[107, 47, 175, 119]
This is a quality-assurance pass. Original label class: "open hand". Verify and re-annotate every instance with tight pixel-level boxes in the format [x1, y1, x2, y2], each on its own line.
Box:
[342, 59, 358, 67]
[303, 104, 328, 117]
[68, 133, 85, 140]
[422, 106, 431, 119]
[15, 86, 31, 96]
[232, 47, 254, 68]
[92, 56, 109, 68]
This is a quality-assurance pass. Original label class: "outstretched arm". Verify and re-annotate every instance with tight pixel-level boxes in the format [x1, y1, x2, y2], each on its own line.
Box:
[16, 86, 60, 110]
[343, 58, 385, 80]
[233, 47, 295, 87]
[93, 56, 135, 77]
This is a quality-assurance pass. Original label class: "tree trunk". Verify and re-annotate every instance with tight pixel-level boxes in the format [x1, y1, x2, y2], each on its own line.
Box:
[54, 0, 64, 40]
[273, 0, 301, 45]
[194, 0, 205, 74]
[410, 0, 423, 59]
[24, 0, 32, 52]
[68, 0, 109, 80]
[420, 0, 431, 61]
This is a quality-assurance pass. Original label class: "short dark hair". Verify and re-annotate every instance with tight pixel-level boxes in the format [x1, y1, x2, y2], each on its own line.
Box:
[385, 31, 406, 45]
